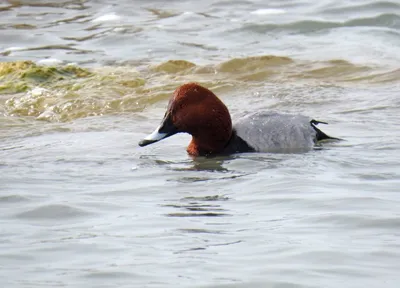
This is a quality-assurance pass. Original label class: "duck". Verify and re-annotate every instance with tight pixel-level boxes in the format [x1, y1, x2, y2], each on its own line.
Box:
[139, 83, 339, 156]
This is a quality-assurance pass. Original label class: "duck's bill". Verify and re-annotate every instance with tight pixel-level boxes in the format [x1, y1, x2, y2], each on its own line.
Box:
[138, 126, 168, 146]
[138, 114, 178, 147]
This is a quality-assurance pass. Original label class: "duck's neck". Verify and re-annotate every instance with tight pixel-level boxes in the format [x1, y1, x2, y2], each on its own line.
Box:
[187, 130, 232, 156]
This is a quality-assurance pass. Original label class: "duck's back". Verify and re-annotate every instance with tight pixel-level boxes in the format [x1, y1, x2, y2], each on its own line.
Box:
[232, 111, 319, 152]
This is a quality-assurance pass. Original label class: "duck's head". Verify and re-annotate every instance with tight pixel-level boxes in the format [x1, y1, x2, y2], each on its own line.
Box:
[139, 83, 232, 156]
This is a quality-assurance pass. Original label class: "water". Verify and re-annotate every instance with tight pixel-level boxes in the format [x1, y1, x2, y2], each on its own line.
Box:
[1, 0, 400, 287]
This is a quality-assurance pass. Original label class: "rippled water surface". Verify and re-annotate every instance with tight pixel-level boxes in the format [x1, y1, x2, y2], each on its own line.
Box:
[1, 0, 400, 287]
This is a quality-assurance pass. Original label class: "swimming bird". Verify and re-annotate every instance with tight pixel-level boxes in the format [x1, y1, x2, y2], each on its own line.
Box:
[139, 83, 338, 156]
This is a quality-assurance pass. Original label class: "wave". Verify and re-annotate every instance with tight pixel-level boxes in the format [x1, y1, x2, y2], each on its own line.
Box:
[237, 13, 400, 34]
[15, 203, 92, 220]
[0, 57, 398, 122]
[320, 2, 400, 15]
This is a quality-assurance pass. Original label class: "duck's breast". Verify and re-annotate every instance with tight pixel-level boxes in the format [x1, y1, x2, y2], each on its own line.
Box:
[233, 111, 317, 152]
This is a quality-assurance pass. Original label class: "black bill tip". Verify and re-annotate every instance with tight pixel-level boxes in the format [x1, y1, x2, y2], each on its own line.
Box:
[138, 139, 158, 147]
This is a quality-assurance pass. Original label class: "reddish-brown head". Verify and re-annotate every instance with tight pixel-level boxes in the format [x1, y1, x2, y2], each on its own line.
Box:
[139, 83, 233, 156]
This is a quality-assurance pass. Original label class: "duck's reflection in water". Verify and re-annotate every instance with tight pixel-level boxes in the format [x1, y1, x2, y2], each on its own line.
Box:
[162, 194, 243, 254]
[163, 194, 230, 218]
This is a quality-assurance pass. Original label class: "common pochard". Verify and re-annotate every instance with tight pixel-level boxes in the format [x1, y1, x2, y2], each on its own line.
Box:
[139, 83, 338, 156]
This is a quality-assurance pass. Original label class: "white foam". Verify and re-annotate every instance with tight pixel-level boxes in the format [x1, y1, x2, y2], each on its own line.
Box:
[92, 13, 121, 23]
[36, 110, 56, 121]
[250, 9, 285, 15]
[1, 47, 25, 54]
[37, 58, 63, 66]
[6, 46, 25, 52]
[30, 87, 49, 97]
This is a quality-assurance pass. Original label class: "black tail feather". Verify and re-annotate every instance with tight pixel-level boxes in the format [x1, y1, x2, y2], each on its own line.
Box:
[310, 119, 342, 142]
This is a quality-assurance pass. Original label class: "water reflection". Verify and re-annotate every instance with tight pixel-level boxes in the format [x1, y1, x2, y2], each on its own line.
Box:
[174, 240, 242, 254]
[186, 155, 234, 172]
[163, 195, 230, 218]
[162, 193, 240, 254]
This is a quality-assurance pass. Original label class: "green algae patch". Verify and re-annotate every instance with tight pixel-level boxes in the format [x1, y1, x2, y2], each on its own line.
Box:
[0, 62, 36, 93]
[119, 78, 145, 88]
[0, 61, 34, 76]
[20, 64, 93, 82]
[0, 61, 93, 94]
[1, 62, 151, 122]
[0, 82, 29, 94]
[0, 61, 93, 80]
[63, 65, 93, 78]
[21, 66, 61, 82]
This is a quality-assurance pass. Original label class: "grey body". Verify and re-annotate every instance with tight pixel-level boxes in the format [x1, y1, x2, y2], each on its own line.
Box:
[233, 112, 318, 152]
